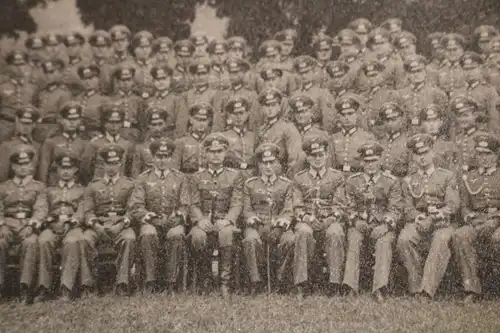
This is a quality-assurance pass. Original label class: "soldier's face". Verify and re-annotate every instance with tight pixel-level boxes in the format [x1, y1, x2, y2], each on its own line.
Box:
[229, 72, 244, 85]
[16, 121, 34, 136]
[228, 49, 244, 60]
[104, 162, 121, 176]
[408, 70, 426, 84]
[57, 166, 78, 182]
[399, 44, 416, 59]
[414, 150, 434, 168]
[298, 70, 314, 84]
[92, 45, 109, 58]
[147, 120, 167, 136]
[153, 154, 171, 170]
[190, 118, 209, 132]
[211, 53, 226, 65]
[371, 41, 391, 55]
[155, 51, 169, 62]
[478, 40, 491, 54]
[339, 111, 358, 128]
[280, 42, 294, 57]
[113, 39, 129, 53]
[457, 111, 476, 130]
[316, 49, 332, 62]
[362, 158, 381, 174]
[340, 44, 358, 55]
[117, 77, 134, 91]
[195, 44, 208, 55]
[153, 77, 171, 91]
[431, 46, 445, 60]
[445, 46, 464, 62]
[45, 70, 61, 83]
[193, 72, 209, 86]
[421, 119, 442, 135]
[67, 44, 82, 58]
[104, 121, 122, 135]
[262, 102, 281, 119]
[12, 162, 34, 178]
[45, 45, 61, 56]
[259, 160, 277, 177]
[464, 67, 483, 83]
[134, 45, 152, 60]
[227, 110, 248, 128]
[476, 151, 497, 167]
[385, 117, 403, 132]
[83, 76, 100, 90]
[175, 54, 191, 66]
[206, 148, 226, 166]
[293, 109, 312, 126]
[308, 151, 327, 170]
[60, 117, 81, 133]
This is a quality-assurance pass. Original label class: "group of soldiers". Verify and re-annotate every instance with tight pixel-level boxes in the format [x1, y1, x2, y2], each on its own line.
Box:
[1, 17, 500, 305]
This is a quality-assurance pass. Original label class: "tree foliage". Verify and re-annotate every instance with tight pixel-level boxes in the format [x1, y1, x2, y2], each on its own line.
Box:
[0, 0, 41, 38]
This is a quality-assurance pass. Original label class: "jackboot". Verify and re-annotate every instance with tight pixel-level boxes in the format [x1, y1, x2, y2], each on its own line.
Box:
[219, 246, 232, 299]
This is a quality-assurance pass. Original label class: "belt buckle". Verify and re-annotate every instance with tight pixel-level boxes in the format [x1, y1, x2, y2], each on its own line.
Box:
[343, 164, 351, 172]
[488, 207, 498, 214]
[123, 121, 131, 128]
[15, 212, 27, 219]
[108, 212, 117, 217]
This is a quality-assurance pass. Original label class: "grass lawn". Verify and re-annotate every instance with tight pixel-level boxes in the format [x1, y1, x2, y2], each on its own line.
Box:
[1, 292, 499, 333]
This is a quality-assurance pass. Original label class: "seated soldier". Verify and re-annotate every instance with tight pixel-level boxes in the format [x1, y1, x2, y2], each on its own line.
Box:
[189, 133, 242, 298]
[293, 135, 346, 297]
[454, 134, 500, 303]
[242, 143, 296, 295]
[36, 151, 86, 302]
[342, 142, 402, 301]
[81, 145, 136, 296]
[398, 134, 459, 299]
[0, 146, 47, 304]
[128, 139, 190, 294]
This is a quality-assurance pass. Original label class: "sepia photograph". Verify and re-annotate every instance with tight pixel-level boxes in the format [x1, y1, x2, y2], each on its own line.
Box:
[0, 0, 500, 332]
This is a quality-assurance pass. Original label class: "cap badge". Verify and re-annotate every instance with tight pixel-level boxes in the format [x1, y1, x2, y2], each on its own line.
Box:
[479, 141, 489, 148]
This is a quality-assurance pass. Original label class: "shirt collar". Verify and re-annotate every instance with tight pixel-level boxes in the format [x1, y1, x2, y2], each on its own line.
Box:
[309, 167, 327, 179]
[103, 174, 120, 185]
[63, 132, 77, 140]
[119, 90, 131, 97]
[418, 166, 436, 177]
[342, 126, 357, 136]
[261, 174, 277, 185]
[58, 180, 75, 189]
[191, 131, 205, 141]
[233, 126, 246, 136]
[13, 175, 33, 186]
[208, 167, 224, 177]
[154, 168, 170, 178]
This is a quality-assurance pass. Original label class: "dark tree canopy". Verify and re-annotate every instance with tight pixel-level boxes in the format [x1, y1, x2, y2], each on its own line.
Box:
[0, 0, 40, 38]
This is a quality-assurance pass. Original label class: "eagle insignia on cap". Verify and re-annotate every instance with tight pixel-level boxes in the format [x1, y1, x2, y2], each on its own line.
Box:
[199, 108, 207, 115]
[481, 32, 489, 38]
[479, 141, 488, 147]
[415, 142, 424, 148]
[366, 149, 373, 155]
[152, 113, 160, 119]
[295, 101, 303, 107]
[181, 46, 189, 52]
[19, 152, 28, 158]
[299, 62, 307, 68]
[455, 102, 464, 109]
[234, 102, 242, 108]
[342, 102, 351, 109]
[311, 143, 319, 149]
[109, 151, 117, 157]
[263, 151, 272, 157]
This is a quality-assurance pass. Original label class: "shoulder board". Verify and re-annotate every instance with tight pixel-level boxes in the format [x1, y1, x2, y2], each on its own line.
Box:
[139, 169, 153, 177]
[171, 168, 183, 174]
[278, 175, 292, 182]
[348, 172, 364, 180]
[224, 167, 237, 173]
[436, 167, 453, 175]
[296, 169, 308, 176]
[194, 168, 206, 174]
[328, 167, 342, 175]
[244, 176, 259, 184]
[90, 134, 104, 142]
[91, 178, 102, 183]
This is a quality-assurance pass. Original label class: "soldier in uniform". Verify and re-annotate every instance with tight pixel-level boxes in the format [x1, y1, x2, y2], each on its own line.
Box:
[255, 88, 304, 177]
[110, 64, 143, 142]
[324, 60, 354, 99]
[24, 35, 45, 74]
[334, 29, 362, 58]
[473, 25, 499, 58]
[242, 143, 296, 294]
[0, 146, 47, 303]
[342, 142, 402, 301]
[222, 97, 257, 180]
[289, 95, 330, 144]
[38, 102, 86, 185]
[379, 18, 403, 39]
[189, 133, 243, 298]
[426, 32, 446, 85]
[88, 30, 114, 94]
[62, 32, 87, 96]
[330, 94, 375, 176]
[42, 33, 68, 65]
[274, 29, 298, 72]
[292, 136, 346, 296]
[80, 104, 134, 184]
[255, 66, 298, 98]
[453, 133, 500, 303]
[33, 58, 72, 144]
[378, 102, 411, 178]
[129, 138, 190, 293]
[392, 31, 417, 61]
[398, 54, 448, 135]
[226, 36, 247, 61]
[109, 25, 133, 65]
[172, 40, 195, 94]
[36, 151, 85, 301]
[81, 145, 136, 296]
[348, 18, 373, 49]
[207, 40, 230, 91]
[437, 33, 468, 97]
[292, 55, 335, 128]
[312, 36, 335, 87]
[397, 133, 460, 298]
[152, 36, 174, 67]
[255, 40, 282, 72]
[190, 32, 209, 59]
[131, 31, 155, 87]
[172, 103, 213, 174]
[74, 63, 111, 140]
[0, 50, 38, 143]
[0, 106, 41, 183]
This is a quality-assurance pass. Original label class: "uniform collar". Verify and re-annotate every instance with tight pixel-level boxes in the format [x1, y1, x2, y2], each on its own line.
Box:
[105, 132, 120, 143]
[261, 174, 277, 186]
[195, 84, 208, 94]
[208, 167, 224, 177]
[13, 175, 33, 186]
[479, 166, 497, 175]
[103, 174, 120, 185]
[232, 126, 246, 136]
[119, 90, 132, 97]
[58, 180, 75, 189]
[418, 166, 436, 177]
[388, 131, 401, 142]
[342, 126, 357, 136]
[364, 172, 380, 184]
[11, 78, 24, 86]
[191, 131, 206, 141]
[135, 58, 152, 66]
[154, 168, 170, 178]
[63, 132, 77, 140]
[412, 82, 425, 91]
[113, 53, 128, 61]
[309, 167, 327, 179]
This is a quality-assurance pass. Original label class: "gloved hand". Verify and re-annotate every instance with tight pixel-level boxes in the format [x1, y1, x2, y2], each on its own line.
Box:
[197, 218, 214, 233]
[247, 216, 262, 227]
[275, 218, 290, 230]
[142, 212, 158, 224]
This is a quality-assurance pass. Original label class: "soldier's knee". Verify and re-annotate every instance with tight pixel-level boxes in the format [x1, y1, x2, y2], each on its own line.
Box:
[190, 227, 207, 250]
[243, 228, 260, 246]
[326, 223, 345, 239]
[397, 224, 417, 247]
[166, 226, 185, 242]
[295, 223, 313, 236]
[121, 228, 136, 242]
[38, 229, 55, 245]
[22, 234, 38, 246]
[140, 224, 157, 237]
[453, 226, 475, 245]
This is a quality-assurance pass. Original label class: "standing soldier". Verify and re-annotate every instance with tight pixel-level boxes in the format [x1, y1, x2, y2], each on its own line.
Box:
[378, 102, 411, 178]
[33, 58, 72, 143]
[398, 54, 448, 135]
[80, 104, 135, 184]
[437, 33, 467, 98]
[226, 36, 247, 61]
[0, 146, 47, 304]
[81, 145, 136, 296]
[109, 25, 133, 65]
[255, 40, 282, 72]
[62, 32, 87, 96]
[256, 66, 297, 97]
[393, 31, 417, 62]
[293, 136, 346, 297]
[348, 18, 373, 49]
[131, 31, 155, 87]
[453, 134, 500, 303]
[0, 50, 38, 143]
[110, 64, 143, 142]
[342, 142, 402, 301]
[397, 133, 459, 299]
[36, 151, 85, 301]
[189, 133, 243, 298]
[324, 61, 354, 99]
[147, 64, 187, 138]
[222, 97, 257, 180]
[38, 102, 86, 185]
[129, 138, 190, 293]
[0, 106, 41, 183]
[207, 40, 230, 91]
[274, 29, 298, 72]
[330, 94, 376, 176]
[74, 63, 111, 140]
[172, 103, 213, 174]
[25, 34, 45, 74]
[88, 30, 114, 94]
[292, 55, 335, 128]
[255, 88, 304, 177]
[172, 40, 195, 94]
[152, 36, 174, 67]
[312, 36, 335, 87]
[42, 33, 68, 65]
[242, 143, 296, 294]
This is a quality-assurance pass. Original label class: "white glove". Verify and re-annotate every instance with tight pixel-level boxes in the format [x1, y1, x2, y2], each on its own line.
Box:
[28, 219, 39, 228]
[302, 214, 316, 224]
[122, 217, 131, 228]
[142, 212, 157, 224]
[276, 218, 290, 230]
[415, 214, 427, 223]
[65, 217, 79, 226]
[87, 217, 100, 227]
[247, 216, 262, 226]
